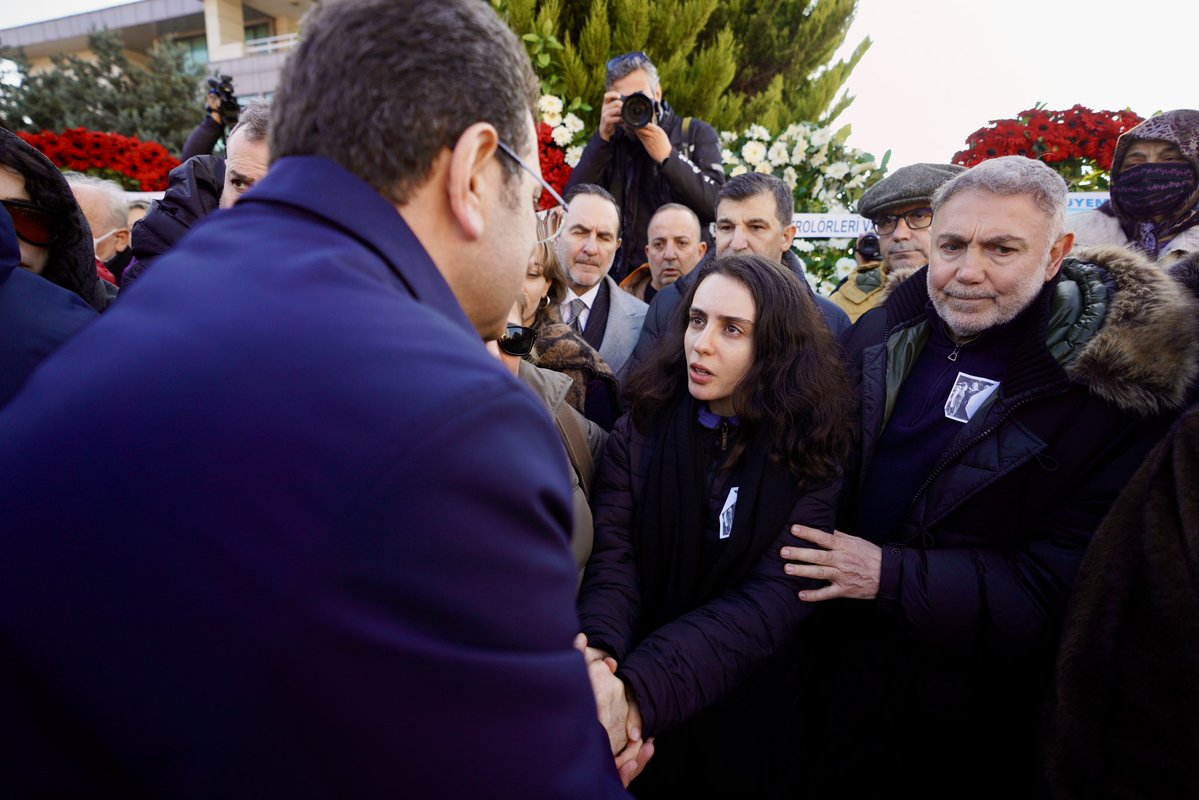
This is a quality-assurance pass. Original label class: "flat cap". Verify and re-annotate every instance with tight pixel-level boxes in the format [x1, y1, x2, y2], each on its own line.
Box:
[857, 162, 966, 219]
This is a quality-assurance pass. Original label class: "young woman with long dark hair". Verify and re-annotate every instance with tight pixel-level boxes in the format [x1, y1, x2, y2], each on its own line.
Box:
[577, 252, 855, 796]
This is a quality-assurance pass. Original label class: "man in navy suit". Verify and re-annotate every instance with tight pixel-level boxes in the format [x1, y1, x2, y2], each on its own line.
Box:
[0, 0, 630, 796]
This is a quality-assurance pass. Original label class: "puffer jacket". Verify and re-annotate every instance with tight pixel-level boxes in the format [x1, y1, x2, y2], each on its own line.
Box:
[802, 243, 1199, 795]
[124, 155, 224, 288]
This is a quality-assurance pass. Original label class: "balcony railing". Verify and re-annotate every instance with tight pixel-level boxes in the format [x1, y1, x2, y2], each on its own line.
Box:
[244, 33, 298, 56]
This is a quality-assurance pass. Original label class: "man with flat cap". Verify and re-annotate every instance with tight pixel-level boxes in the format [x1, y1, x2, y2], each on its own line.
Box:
[831, 163, 965, 321]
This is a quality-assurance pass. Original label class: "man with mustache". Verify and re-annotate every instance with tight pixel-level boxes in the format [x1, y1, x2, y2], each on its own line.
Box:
[782, 156, 1198, 796]
[830, 162, 965, 321]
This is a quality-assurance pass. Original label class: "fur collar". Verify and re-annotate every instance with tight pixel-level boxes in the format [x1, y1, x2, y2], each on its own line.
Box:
[1064, 244, 1199, 415]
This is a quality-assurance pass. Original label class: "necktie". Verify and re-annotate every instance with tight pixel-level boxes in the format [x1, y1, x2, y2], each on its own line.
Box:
[569, 298, 587, 334]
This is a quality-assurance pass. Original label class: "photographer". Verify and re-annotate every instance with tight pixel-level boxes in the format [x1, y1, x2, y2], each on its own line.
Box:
[566, 51, 724, 282]
[181, 74, 242, 160]
[125, 99, 270, 288]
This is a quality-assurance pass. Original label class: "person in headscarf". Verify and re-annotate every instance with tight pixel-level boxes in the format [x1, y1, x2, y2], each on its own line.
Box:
[1067, 109, 1199, 261]
[0, 128, 114, 311]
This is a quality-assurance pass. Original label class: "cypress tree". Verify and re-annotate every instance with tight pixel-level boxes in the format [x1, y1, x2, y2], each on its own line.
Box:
[495, 0, 868, 132]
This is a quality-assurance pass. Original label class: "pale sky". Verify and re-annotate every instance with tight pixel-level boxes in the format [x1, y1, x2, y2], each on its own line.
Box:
[2, 0, 1190, 169]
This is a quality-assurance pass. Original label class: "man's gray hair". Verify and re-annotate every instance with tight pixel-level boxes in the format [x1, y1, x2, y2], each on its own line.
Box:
[63, 172, 129, 230]
[932, 156, 1069, 237]
[605, 51, 660, 93]
[229, 98, 271, 142]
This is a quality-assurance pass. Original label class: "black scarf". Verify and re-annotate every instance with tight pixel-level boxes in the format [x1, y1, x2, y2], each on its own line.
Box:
[634, 396, 799, 636]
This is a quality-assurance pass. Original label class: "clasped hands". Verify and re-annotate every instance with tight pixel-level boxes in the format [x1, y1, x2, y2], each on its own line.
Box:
[573, 633, 655, 786]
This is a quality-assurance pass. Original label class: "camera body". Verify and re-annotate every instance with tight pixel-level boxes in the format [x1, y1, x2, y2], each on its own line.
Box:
[620, 92, 657, 129]
[207, 74, 241, 128]
[856, 232, 882, 263]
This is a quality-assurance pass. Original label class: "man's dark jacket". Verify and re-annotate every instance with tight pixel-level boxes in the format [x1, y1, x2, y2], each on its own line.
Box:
[123, 154, 225, 288]
[801, 245, 1197, 796]
[566, 101, 724, 280]
[0, 156, 626, 798]
[628, 250, 851, 372]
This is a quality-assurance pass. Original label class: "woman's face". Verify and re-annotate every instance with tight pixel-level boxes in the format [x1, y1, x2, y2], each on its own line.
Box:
[522, 250, 552, 326]
[0, 166, 50, 274]
[684, 273, 756, 417]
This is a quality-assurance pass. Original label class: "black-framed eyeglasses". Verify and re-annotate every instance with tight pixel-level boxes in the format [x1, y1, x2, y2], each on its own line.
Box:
[498, 324, 538, 357]
[495, 140, 569, 244]
[2, 199, 60, 247]
[872, 207, 933, 236]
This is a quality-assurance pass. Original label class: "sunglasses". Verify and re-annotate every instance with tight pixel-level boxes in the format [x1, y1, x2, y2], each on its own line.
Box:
[498, 325, 538, 357]
[2, 199, 61, 247]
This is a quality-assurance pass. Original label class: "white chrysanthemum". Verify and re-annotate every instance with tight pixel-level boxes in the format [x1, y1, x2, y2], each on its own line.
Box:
[565, 145, 583, 167]
[825, 162, 850, 181]
[812, 175, 825, 196]
[783, 166, 798, 188]
[793, 238, 816, 252]
[720, 130, 738, 144]
[810, 127, 834, 148]
[563, 113, 585, 134]
[835, 257, 856, 279]
[542, 110, 562, 128]
[755, 162, 774, 175]
[809, 150, 828, 168]
[844, 174, 866, 190]
[729, 164, 748, 177]
[539, 95, 564, 115]
[741, 140, 768, 165]
[748, 124, 771, 142]
[829, 238, 851, 249]
[721, 148, 737, 165]
[790, 144, 807, 165]
[551, 125, 574, 148]
[852, 159, 875, 174]
[767, 141, 790, 166]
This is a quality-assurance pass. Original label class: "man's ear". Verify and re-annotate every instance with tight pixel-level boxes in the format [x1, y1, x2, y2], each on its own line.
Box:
[1045, 231, 1075, 281]
[446, 122, 500, 242]
[654, 85, 662, 103]
[115, 228, 131, 252]
[697, 241, 708, 258]
[782, 223, 798, 255]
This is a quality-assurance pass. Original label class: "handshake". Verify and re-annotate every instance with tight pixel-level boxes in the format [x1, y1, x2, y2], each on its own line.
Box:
[574, 633, 656, 787]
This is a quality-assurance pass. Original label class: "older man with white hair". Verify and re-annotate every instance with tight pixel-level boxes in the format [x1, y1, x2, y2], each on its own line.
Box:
[66, 173, 131, 283]
[781, 155, 1199, 796]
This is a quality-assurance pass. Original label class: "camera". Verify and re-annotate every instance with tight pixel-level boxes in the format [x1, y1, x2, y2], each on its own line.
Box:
[207, 74, 241, 128]
[620, 93, 656, 129]
[856, 232, 881, 262]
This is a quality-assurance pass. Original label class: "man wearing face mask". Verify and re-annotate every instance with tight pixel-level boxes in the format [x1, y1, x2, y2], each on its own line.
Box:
[1067, 109, 1199, 261]
[66, 174, 132, 285]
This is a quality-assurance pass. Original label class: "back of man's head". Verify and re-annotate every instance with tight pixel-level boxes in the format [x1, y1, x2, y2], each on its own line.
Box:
[717, 172, 793, 229]
[933, 156, 1068, 237]
[271, 0, 538, 207]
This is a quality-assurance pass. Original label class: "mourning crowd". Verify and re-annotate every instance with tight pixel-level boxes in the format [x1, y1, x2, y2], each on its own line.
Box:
[3, 0, 1199, 797]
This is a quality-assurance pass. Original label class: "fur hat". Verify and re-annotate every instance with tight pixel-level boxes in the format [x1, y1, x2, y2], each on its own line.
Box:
[858, 162, 965, 220]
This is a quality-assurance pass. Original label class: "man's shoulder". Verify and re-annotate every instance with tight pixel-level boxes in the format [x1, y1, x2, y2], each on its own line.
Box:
[606, 275, 649, 316]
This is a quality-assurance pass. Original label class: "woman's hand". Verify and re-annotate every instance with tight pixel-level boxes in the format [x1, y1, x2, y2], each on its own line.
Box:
[781, 524, 882, 601]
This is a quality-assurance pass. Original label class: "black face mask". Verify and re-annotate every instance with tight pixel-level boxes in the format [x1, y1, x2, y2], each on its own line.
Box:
[1112, 161, 1198, 221]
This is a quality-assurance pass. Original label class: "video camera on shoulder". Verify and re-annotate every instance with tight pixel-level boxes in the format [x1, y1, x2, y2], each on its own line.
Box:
[856, 232, 882, 263]
[207, 74, 241, 128]
[620, 92, 659, 129]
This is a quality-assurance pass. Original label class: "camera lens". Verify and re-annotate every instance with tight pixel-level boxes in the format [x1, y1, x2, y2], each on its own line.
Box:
[620, 94, 654, 129]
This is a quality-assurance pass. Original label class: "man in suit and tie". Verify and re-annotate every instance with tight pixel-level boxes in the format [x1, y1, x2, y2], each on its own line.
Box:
[558, 184, 649, 378]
